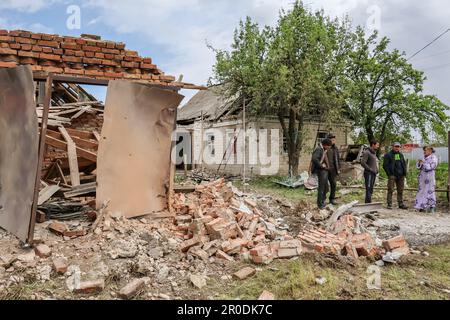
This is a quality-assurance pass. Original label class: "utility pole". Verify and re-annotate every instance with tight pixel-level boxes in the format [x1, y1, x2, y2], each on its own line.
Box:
[200, 111, 204, 173]
[243, 98, 247, 189]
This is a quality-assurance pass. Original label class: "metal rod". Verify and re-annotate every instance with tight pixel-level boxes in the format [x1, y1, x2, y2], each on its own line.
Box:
[28, 74, 53, 244]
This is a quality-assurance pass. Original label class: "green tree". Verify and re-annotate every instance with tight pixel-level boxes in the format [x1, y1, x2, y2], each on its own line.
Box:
[210, 1, 351, 176]
[344, 27, 449, 148]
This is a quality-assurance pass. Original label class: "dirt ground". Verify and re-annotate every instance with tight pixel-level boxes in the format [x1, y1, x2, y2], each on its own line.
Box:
[0, 178, 449, 300]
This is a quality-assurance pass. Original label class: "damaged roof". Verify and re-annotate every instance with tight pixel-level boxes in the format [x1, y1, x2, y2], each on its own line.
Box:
[177, 85, 237, 124]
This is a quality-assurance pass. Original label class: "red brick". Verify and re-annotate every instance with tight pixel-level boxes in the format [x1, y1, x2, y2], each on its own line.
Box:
[19, 31, 32, 38]
[76, 38, 87, 45]
[39, 60, 57, 67]
[143, 57, 152, 64]
[118, 279, 146, 300]
[42, 47, 53, 53]
[63, 37, 77, 43]
[104, 53, 114, 60]
[104, 72, 124, 78]
[102, 48, 120, 55]
[106, 42, 116, 49]
[61, 43, 81, 50]
[215, 250, 234, 262]
[124, 50, 138, 57]
[74, 51, 85, 57]
[0, 35, 13, 42]
[31, 46, 42, 52]
[74, 279, 105, 294]
[38, 40, 59, 48]
[233, 267, 256, 280]
[258, 290, 275, 300]
[53, 48, 63, 55]
[180, 236, 201, 253]
[64, 49, 75, 56]
[52, 257, 68, 274]
[9, 30, 21, 36]
[121, 61, 139, 68]
[83, 57, 103, 65]
[0, 61, 17, 68]
[0, 48, 17, 55]
[41, 34, 54, 41]
[84, 69, 104, 77]
[16, 37, 35, 45]
[39, 53, 61, 61]
[83, 45, 101, 52]
[382, 235, 408, 251]
[34, 244, 52, 258]
[20, 44, 32, 51]
[19, 57, 37, 65]
[0, 30, 8, 36]
[85, 51, 95, 58]
[9, 43, 20, 50]
[31, 33, 43, 40]
[94, 52, 105, 59]
[63, 56, 82, 63]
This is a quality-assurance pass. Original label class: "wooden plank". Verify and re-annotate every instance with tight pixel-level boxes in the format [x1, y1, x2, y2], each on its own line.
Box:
[38, 185, 61, 206]
[71, 106, 91, 120]
[92, 130, 101, 142]
[64, 182, 96, 198]
[56, 161, 68, 185]
[47, 129, 98, 150]
[45, 135, 97, 163]
[59, 126, 80, 187]
[29, 75, 53, 244]
[65, 128, 94, 140]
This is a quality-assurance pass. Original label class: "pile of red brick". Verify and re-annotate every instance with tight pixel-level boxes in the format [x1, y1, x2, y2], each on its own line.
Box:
[173, 179, 410, 264]
[298, 214, 409, 260]
[0, 30, 175, 84]
[172, 179, 300, 264]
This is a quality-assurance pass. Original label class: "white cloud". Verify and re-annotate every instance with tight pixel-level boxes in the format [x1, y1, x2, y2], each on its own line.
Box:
[81, 0, 296, 103]
[0, 0, 59, 13]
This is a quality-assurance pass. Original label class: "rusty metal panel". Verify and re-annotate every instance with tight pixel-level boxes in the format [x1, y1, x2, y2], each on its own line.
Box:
[97, 80, 183, 218]
[0, 66, 39, 241]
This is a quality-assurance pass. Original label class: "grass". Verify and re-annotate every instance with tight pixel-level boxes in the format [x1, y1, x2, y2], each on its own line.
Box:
[220, 244, 450, 300]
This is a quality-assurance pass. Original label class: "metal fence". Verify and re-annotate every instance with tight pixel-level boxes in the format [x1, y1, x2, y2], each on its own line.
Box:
[403, 147, 448, 163]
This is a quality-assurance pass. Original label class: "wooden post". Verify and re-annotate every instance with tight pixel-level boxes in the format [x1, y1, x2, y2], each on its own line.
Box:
[58, 126, 80, 186]
[243, 98, 247, 189]
[200, 111, 204, 172]
[28, 74, 53, 244]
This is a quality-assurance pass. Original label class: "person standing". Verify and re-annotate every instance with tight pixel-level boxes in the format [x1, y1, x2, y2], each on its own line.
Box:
[361, 140, 380, 203]
[415, 146, 438, 213]
[311, 138, 332, 209]
[326, 134, 340, 205]
[383, 142, 408, 209]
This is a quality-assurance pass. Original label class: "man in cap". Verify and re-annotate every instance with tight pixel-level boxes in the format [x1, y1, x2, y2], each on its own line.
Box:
[383, 142, 408, 209]
[311, 138, 333, 209]
[326, 134, 340, 205]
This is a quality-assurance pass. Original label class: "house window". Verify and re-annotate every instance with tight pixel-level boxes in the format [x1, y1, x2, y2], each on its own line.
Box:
[225, 130, 237, 156]
[206, 133, 215, 156]
[316, 131, 329, 146]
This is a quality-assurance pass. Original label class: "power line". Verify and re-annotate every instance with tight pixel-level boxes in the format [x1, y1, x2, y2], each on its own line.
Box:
[411, 48, 450, 62]
[407, 28, 450, 61]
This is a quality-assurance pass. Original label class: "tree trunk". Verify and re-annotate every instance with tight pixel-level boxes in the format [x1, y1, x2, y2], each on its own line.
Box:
[278, 109, 301, 177]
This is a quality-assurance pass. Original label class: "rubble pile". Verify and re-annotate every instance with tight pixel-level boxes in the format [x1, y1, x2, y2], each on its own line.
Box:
[172, 179, 296, 264]
[172, 179, 411, 264]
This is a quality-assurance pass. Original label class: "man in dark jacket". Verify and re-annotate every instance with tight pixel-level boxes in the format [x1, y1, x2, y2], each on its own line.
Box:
[311, 138, 333, 209]
[383, 142, 408, 209]
[361, 140, 380, 204]
[326, 134, 340, 205]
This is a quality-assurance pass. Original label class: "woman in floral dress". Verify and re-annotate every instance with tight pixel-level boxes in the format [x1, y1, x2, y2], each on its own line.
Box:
[414, 146, 438, 213]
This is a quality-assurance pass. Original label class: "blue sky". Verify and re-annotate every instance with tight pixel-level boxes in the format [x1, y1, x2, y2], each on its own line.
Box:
[1, 0, 449, 109]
